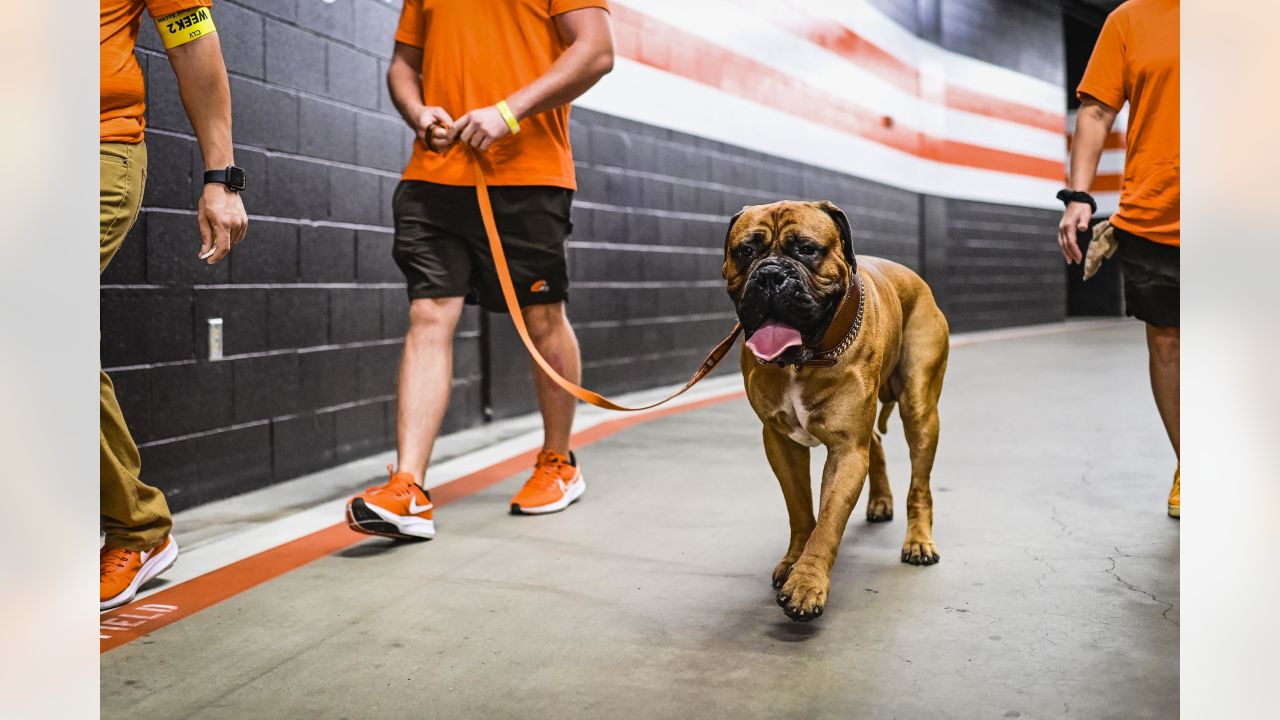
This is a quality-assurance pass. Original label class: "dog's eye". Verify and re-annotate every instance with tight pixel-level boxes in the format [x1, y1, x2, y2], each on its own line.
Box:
[795, 242, 821, 258]
[734, 244, 755, 261]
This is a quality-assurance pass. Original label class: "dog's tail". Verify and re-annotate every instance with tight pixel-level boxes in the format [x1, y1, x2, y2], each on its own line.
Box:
[877, 401, 895, 435]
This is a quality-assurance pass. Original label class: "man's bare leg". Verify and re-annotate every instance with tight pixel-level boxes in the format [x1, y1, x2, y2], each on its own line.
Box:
[522, 302, 581, 454]
[1146, 324, 1180, 459]
[396, 297, 466, 484]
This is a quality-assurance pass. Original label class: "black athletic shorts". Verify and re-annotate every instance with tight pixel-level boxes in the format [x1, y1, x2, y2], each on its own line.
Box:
[1114, 226, 1179, 328]
[391, 180, 573, 311]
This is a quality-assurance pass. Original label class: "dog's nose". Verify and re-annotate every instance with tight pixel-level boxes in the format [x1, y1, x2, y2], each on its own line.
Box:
[755, 263, 786, 290]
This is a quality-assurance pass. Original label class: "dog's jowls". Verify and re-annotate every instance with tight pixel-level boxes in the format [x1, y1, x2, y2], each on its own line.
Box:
[722, 200, 950, 622]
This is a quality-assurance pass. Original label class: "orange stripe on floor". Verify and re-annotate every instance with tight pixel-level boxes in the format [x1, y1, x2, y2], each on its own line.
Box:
[100, 389, 746, 653]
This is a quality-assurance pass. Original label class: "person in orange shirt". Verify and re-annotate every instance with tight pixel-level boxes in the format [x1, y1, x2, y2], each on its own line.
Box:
[344, 1, 615, 539]
[1058, 0, 1180, 517]
[100, 0, 249, 609]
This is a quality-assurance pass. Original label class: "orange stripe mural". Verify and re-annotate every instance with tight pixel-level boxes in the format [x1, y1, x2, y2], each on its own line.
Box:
[611, 5, 1064, 181]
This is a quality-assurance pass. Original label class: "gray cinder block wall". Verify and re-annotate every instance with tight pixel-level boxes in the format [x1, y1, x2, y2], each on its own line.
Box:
[101, 0, 1067, 510]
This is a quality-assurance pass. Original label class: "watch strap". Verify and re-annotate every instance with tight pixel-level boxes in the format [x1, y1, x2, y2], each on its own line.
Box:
[204, 166, 246, 192]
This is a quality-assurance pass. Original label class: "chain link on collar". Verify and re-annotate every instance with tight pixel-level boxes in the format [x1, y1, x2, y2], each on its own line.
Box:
[811, 272, 864, 363]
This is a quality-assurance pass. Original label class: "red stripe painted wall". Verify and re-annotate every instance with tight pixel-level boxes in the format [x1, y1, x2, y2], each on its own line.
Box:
[609, 4, 1066, 183]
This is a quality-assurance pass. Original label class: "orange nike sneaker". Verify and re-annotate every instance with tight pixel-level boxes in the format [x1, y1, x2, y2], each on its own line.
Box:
[509, 450, 585, 515]
[346, 467, 435, 540]
[1168, 467, 1180, 519]
[100, 535, 178, 612]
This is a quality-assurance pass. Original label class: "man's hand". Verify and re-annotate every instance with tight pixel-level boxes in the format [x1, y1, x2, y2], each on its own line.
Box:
[1057, 202, 1092, 264]
[451, 106, 512, 152]
[198, 184, 248, 264]
[415, 106, 455, 153]
[1059, 97, 1116, 265]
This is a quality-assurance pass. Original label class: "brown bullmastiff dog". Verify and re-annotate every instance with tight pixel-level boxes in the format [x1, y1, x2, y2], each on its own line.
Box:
[723, 200, 949, 622]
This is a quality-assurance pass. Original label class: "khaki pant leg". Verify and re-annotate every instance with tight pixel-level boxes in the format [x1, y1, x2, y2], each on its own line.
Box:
[100, 142, 171, 551]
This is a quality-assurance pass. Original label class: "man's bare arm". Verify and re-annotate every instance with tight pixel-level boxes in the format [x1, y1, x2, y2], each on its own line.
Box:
[1069, 98, 1118, 195]
[167, 32, 248, 264]
[506, 8, 614, 122]
[388, 42, 454, 153]
[1058, 96, 1119, 264]
[453, 8, 614, 150]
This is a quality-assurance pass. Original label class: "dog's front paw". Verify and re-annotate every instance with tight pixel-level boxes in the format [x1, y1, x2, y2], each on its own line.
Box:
[900, 540, 941, 566]
[771, 557, 798, 589]
[866, 496, 894, 523]
[776, 566, 829, 621]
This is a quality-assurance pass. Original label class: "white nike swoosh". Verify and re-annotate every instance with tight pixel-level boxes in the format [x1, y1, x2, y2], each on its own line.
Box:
[408, 498, 433, 514]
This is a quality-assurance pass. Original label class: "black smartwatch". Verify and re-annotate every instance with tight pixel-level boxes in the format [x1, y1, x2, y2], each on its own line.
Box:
[204, 165, 247, 192]
[1056, 188, 1096, 214]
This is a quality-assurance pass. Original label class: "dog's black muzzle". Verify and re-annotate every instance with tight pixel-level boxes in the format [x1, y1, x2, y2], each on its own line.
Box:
[737, 258, 830, 337]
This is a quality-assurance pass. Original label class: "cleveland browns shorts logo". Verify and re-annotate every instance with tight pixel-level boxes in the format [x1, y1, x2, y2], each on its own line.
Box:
[530, 280, 551, 293]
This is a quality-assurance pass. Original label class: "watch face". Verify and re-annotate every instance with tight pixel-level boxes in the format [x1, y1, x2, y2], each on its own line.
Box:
[227, 166, 247, 191]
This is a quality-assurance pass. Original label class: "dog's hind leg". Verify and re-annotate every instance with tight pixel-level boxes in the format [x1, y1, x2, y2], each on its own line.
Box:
[896, 308, 947, 561]
[762, 426, 814, 589]
[898, 397, 941, 565]
[865, 431, 893, 522]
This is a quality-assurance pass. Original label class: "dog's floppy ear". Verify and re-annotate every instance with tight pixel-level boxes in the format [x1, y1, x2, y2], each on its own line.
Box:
[723, 206, 749, 256]
[813, 201, 855, 272]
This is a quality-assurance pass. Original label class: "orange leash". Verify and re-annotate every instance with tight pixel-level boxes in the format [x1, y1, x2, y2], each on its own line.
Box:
[467, 149, 742, 411]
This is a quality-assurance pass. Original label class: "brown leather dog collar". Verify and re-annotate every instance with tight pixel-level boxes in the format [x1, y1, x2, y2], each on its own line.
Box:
[758, 271, 865, 369]
[802, 271, 865, 368]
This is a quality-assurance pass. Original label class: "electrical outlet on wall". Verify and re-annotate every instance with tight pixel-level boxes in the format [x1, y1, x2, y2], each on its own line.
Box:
[208, 318, 224, 361]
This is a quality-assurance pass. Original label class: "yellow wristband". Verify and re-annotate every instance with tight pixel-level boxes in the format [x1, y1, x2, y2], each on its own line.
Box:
[155, 7, 217, 49]
[496, 100, 521, 135]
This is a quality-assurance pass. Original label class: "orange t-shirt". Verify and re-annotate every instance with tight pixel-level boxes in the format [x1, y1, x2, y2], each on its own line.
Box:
[1077, 0, 1180, 246]
[394, 0, 609, 189]
[101, 0, 212, 143]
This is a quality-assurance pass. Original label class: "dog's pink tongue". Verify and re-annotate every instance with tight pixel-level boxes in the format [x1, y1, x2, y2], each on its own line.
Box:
[746, 321, 804, 361]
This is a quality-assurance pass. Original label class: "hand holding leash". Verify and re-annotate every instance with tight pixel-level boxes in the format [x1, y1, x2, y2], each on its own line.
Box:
[453, 104, 517, 152]
[415, 106, 455, 153]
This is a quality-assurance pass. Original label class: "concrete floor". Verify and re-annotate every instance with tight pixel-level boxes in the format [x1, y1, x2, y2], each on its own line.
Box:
[102, 322, 1179, 719]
